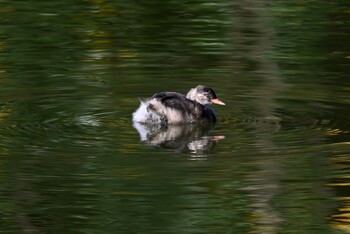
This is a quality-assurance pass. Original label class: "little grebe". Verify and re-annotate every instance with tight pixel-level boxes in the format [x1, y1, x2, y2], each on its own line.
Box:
[132, 85, 225, 125]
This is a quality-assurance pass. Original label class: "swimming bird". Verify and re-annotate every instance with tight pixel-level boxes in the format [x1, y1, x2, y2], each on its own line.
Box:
[132, 85, 225, 125]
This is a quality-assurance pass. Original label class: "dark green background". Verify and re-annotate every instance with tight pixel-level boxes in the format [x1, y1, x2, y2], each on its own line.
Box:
[0, 0, 349, 233]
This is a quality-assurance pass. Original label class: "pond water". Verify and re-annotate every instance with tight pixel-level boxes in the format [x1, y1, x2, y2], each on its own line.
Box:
[0, 1, 350, 233]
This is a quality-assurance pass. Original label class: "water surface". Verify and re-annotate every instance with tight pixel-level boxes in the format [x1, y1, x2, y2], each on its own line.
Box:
[0, 1, 349, 233]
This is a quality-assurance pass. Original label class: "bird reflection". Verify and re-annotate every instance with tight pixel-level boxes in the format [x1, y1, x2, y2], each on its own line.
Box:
[133, 122, 224, 155]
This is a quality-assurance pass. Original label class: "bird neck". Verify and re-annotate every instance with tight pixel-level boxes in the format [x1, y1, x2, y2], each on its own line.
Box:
[186, 88, 197, 101]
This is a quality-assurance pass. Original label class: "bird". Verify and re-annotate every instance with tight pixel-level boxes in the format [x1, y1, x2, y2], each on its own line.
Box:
[132, 85, 225, 125]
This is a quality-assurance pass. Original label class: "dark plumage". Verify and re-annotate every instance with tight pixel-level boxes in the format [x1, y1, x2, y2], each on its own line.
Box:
[152, 92, 216, 122]
[132, 85, 225, 124]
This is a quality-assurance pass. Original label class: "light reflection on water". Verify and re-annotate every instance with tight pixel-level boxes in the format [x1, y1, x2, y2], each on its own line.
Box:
[0, 0, 349, 233]
[133, 122, 225, 157]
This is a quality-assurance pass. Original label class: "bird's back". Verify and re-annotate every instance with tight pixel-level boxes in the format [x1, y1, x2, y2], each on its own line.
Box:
[152, 92, 216, 124]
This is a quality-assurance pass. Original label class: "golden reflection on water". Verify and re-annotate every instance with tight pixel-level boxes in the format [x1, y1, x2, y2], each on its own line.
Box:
[329, 151, 350, 233]
[326, 128, 350, 136]
[0, 0, 349, 233]
[331, 196, 350, 233]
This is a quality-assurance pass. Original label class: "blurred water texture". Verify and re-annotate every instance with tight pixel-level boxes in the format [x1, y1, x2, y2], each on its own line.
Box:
[0, 0, 350, 233]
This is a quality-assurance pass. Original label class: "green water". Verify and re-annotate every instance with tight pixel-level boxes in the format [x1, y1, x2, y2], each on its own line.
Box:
[0, 1, 349, 233]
